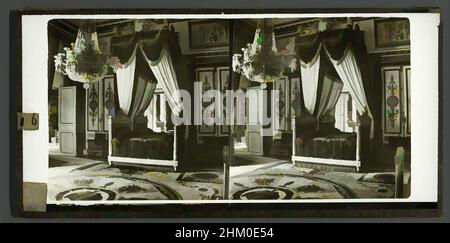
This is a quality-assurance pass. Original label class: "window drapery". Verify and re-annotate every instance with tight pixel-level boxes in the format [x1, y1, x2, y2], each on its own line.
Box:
[140, 45, 183, 115]
[295, 29, 371, 122]
[325, 46, 370, 116]
[52, 40, 66, 90]
[316, 75, 343, 121]
[111, 28, 184, 120]
[128, 76, 157, 119]
[326, 46, 374, 138]
[137, 81, 157, 117]
[115, 48, 137, 116]
[299, 46, 343, 122]
[300, 54, 321, 114]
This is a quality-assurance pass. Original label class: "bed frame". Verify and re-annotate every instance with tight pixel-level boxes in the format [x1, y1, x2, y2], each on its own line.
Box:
[291, 114, 361, 172]
[107, 115, 178, 171]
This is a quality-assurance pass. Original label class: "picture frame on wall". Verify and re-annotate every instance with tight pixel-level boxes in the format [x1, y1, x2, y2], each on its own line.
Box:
[290, 77, 302, 118]
[196, 68, 216, 135]
[273, 76, 289, 131]
[189, 20, 229, 49]
[103, 76, 115, 131]
[87, 81, 100, 131]
[275, 36, 296, 56]
[382, 67, 402, 135]
[375, 18, 410, 48]
[298, 20, 319, 36]
[98, 37, 111, 56]
[217, 67, 230, 135]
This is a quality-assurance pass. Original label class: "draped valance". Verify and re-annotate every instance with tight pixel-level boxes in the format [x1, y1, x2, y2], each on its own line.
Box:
[296, 29, 367, 65]
[295, 28, 375, 139]
[111, 29, 181, 64]
[110, 28, 184, 119]
[301, 49, 343, 120]
[295, 28, 371, 120]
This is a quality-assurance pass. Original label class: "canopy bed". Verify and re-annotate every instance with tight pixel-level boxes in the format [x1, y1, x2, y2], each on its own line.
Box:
[107, 26, 184, 171]
[292, 28, 372, 172]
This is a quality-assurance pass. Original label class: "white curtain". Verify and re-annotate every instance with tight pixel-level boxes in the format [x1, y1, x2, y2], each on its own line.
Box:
[334, 93, 346, 132]
[326, 47, 369, 116]
[52, 41, 65, 90]
[115, 47, 137, 116]
[300, 54, 321, 115]
[316, 75, 343, 120]
[145, 95, 160, 132]
[52, 71, 64, 90]
[326, 46, 374, 138]
[140, 45, 182, 115]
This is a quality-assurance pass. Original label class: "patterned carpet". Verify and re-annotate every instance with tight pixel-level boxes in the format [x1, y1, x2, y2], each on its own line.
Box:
[48, 161, 397, 202]
[230, 162, 396, 199]
[48, 163, 223, 202]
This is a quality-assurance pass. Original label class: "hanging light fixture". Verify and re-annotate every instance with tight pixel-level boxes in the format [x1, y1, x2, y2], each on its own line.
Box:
[232, 19, 297, 87]
[54, 20, 122, 89]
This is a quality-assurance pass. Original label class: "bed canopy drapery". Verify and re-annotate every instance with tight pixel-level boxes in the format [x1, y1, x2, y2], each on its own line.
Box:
[292, 28, 373, 171]
[111, 27, 184, 120]
[299, 46, 344, 126]
[107, 27, 184, 170]
[296, 29, 372, 121]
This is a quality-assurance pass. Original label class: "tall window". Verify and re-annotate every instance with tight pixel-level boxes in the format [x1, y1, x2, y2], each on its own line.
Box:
[145, 88, 168, 133]
[334, 92, 356, 133]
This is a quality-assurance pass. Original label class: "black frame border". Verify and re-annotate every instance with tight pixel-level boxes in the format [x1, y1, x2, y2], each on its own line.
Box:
[11, 8, 442, 218]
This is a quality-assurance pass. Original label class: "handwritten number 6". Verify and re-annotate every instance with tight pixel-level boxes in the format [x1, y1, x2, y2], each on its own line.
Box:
[31, 114, 37, 126]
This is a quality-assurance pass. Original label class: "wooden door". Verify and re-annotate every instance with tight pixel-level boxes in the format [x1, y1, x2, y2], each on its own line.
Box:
[382, 66, 402, 136]
[382, 65, 411, 140]
[58, 86, 77, 155]
[246, 87, 263, 155]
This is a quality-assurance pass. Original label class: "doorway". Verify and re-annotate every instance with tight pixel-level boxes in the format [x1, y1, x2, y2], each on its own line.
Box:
[58, 86, 77, 155]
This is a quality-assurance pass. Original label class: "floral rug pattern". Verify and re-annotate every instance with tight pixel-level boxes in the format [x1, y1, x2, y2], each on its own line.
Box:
[230, 163, 396, 199]
[48, 161, 397, 202]
[48, 163, 223, 202]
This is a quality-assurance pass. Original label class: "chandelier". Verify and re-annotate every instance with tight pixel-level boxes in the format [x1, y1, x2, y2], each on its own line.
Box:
[54, 20, 122, 89]
[232, 19, 297, 85]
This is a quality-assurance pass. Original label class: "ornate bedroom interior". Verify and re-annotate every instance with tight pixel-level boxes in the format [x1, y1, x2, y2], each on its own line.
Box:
[46, 17, 411, 202]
